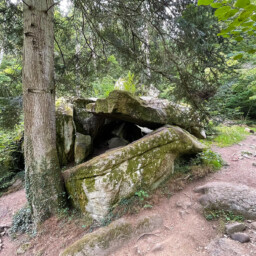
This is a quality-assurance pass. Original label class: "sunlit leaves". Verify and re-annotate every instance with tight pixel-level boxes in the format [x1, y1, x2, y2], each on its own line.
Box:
[198, 0, 214, 5]
[235, 0, 250, 8]
[198, 0, 256, 58]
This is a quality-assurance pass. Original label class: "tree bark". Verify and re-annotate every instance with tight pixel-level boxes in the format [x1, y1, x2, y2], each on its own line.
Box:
[23, 0, 65, 225]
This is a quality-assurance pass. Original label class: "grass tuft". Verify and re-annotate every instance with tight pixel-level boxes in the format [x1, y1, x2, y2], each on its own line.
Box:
[213, 125, 250, 147]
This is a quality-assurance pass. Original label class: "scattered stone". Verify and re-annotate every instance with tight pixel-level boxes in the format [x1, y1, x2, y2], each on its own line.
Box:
[251, 222, 256, 230]
[230, 233, 250, 243]
[207, 238, 249, 255]
[151, 243, 164, 252]
[253, 163, 256, 167]
[244, 128, 254, 133]
[194, 182, 256, 219]
[60, 214, 163, 256]
[225, 222, 246, 235]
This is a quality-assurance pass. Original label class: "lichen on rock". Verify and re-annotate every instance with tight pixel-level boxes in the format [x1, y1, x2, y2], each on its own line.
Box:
[60, 214, 163, 256]
[63, 126, 205, 221]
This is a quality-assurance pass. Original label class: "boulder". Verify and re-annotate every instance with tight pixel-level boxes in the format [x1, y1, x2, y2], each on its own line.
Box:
[60, 214, 163, 256]
[195, 182, 256, 219]
[225, 222, 246, 235]
[86, 90, 205, 138]
[71, 97, 105, 138]
[207, 238, 249, 256]
[63, 126, 205, 221]
[56, 98, 75, 166]
[230, 233, 250, 243]
[74, 133, 92, 164]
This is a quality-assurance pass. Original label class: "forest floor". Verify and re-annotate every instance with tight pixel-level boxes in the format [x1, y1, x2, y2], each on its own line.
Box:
[1, 135, 256, 256]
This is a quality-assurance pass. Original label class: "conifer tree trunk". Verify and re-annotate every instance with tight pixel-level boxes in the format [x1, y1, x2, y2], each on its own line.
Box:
[23, 0, 65, 225]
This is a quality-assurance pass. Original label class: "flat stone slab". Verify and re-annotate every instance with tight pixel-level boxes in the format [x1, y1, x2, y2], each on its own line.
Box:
[86, 90, 205, 138]
[60, 214, 163, 256]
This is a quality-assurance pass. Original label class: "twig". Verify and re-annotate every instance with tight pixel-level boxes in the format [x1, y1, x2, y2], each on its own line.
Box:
[137, 232, 160, 242]
[164, 225, 173, 231]
[46, 2, 60, 13]
[54, 36, 66, 73]
[22, 0, 30, 8]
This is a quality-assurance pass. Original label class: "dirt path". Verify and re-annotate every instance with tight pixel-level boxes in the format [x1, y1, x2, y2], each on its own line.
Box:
[1, 135, 256, 256]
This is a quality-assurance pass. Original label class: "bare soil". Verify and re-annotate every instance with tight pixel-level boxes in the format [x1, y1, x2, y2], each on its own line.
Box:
[1, 135, 256, 256]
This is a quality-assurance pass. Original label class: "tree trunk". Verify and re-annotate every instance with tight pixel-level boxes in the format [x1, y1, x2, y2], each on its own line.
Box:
[23, 0, 65, 225]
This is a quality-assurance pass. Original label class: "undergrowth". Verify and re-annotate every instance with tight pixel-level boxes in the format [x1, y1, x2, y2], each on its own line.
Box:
[204, 209, 244, 222]
[211, 125, 250, 147]
[10, 205, 33, 236]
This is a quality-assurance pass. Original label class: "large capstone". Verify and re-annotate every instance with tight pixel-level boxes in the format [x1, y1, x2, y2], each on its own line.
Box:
[63, 126, 205, 221]
[86, 90, 205, 138]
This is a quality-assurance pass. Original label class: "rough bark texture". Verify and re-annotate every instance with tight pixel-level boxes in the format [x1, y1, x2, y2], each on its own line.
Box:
[23, 0, 65, 224]
[195, 182, 256, 219]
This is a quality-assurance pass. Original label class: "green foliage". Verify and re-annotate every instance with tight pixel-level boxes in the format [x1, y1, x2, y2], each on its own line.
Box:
[204, 209, 244, 222]
[92, 75, 115, 98]
[122, 71, 137, 95]
[0, 122, 24, 195]
[135, 190, 149, 201]
[213, 125, 250, 147]
[198, 0, 256, 58]
[10, 206, 33, 235]
[193, 149, 223, 170]
[0, 55, 22, 98]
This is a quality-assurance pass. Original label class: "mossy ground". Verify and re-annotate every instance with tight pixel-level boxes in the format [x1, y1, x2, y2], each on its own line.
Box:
[203, 125, 252, 148]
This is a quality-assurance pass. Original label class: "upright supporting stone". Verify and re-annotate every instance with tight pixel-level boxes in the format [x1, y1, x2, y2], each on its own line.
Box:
[74, 133, 92, 164]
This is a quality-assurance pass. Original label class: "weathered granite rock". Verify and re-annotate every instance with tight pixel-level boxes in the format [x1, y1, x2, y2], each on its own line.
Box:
[71, 97, 104, 137]
[60, 214, 163, 256]
[195, 182, 256, 219]
[86, 90, 205, 138]
[230, 233, 250, 243]
[74, 133, 92, 164]
[63, 126, 205, 221]
[207, 238, 249, 256]
[71, 97, 105, 138]
[107, 137, 128, 149]
[225, 222, 246, 235]
[56, 98, 75, 166]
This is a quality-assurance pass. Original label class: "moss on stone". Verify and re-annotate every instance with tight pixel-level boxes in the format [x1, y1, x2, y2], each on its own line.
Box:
[63, 126, 205, 220]
[60, 214, 162, 256]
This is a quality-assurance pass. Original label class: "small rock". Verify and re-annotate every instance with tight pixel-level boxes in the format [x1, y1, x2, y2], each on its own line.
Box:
[253, 163, 256, 167]
[179, 210, 186, 218]
[151, 243, 164, 252]
[225, 222, 246, 235]
[230, 233, 250, 243]
[17, 242, 31, 255]
[251, 222, 256, 230]
[247, 220, 252, 223]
